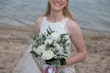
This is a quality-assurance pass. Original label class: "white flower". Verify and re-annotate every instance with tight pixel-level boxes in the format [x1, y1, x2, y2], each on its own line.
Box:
[51, 32, 60, 39]
[42, 50, 54, 60]
[45, 39, 53, 44]
[33, 45, 45, 55]
[55, 44, 61, 49]
[56, 44, 64, 54]
[58, 46, 64, 54]
[32, 47, 38, 54]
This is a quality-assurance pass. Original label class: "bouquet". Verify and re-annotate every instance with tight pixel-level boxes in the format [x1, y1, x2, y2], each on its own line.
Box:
[30, 27, 70, 73]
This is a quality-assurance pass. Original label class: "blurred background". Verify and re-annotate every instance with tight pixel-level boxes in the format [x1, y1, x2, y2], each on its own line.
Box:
[0, 0, 110, 34]
[0, 0, 110, 73]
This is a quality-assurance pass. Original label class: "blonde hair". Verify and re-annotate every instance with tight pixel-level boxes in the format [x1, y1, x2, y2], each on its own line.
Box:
[45, 1, 73, 20]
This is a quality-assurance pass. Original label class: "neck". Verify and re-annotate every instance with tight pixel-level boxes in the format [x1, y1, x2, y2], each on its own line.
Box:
[48, 9, 65, 22]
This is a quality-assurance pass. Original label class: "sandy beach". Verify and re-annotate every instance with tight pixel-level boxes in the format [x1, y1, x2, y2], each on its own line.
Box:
[0, 22, 110, 73]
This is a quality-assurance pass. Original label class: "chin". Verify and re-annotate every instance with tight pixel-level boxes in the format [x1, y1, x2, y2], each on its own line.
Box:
[50, 2, 66, 12]
[51, 5, 64, 11]
[52, 7, 63, 11]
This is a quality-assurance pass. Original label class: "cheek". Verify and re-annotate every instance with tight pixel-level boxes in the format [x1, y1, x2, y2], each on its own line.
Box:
[49, 0, 55, 6]
[64, 2, 68, 7]
[48, 0, 53, 4]
[62, 4, 67, 9]
[62, 2, 68, 7]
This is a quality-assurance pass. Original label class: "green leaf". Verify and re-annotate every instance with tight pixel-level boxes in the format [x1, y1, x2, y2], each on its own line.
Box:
[30, 51, 39, 57]
[48, 26, 54, 33]
[60, 34, 67, 38]
[60, 58, 67, 65]
[47, 26, 55, 35]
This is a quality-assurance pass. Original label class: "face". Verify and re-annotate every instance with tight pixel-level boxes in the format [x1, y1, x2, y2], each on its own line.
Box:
[48, 0, 68, 11]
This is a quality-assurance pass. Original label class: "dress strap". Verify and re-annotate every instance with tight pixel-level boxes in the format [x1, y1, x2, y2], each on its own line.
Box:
[42, 16, 47, 23]
[64, 18, 69, 34]
[63, 18, 68, 26]
[40, 16, 47, 27]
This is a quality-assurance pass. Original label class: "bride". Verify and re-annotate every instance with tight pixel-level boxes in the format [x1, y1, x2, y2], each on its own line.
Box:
[12, 0, 87, 73]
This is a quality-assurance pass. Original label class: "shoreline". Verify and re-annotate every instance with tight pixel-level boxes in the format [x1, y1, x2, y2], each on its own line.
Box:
[0, 23, 34, 73]
[0, 22, 110, 73]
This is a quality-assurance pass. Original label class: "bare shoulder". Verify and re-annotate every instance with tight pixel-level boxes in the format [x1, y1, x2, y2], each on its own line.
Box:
[66, 19, 82, 36]
[35, 16, 44, 25]
[67, 19, 80, 30]
[35, 16, 44, 32]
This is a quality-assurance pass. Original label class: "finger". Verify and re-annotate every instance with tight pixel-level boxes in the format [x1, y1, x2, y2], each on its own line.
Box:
[55, 67, 58, 73]
[45, 67, 49, 73]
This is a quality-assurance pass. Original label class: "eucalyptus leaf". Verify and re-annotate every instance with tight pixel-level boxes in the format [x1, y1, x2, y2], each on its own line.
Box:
[30, 51, 39, 57]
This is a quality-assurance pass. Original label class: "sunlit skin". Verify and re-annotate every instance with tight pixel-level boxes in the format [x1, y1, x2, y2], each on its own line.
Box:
[33, 0, 87, 73]
[47, 0, 68, 23]
[48, 0, 67, 12]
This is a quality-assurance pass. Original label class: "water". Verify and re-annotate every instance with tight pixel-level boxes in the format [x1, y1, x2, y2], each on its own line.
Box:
[0, 0, 110, 34]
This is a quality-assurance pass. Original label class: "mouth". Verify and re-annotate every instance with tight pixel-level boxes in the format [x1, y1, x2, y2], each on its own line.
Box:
[54, 3, 62, 7]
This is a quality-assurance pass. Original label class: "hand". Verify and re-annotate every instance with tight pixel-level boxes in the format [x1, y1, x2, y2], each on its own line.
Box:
[55, 67, 59, 73]
[58, 65, 67, 70]
[32, 54, 45, 73]
[45, 67, 49, 73]
[37, 63, 45, 73]
[58, 59, 68, 69]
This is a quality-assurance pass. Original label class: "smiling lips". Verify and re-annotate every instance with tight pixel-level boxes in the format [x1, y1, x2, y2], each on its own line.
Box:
[54, 2, 63, 7]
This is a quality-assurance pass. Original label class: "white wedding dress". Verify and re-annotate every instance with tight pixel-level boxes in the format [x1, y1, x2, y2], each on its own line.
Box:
[12, 16, 76, 73]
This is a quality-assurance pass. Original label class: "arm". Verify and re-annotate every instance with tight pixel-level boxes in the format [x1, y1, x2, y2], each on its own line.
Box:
[31, 16, 43, 50]
[66, 19, 87, 66]
[34, 16, 43, 33]
[32, 16, 45, 73]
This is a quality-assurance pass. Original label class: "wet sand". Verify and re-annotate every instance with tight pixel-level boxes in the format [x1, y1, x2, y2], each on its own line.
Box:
[0, 22, 110, 73]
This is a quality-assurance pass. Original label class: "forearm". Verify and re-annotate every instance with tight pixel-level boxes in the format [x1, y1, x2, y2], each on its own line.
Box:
[32, 54, 41, 67]
[32, 54, 44, 73]
[66, 52, 87, 66]
[31, 46, 40, 66]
